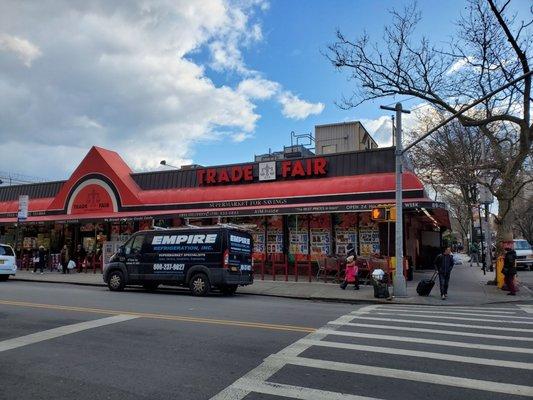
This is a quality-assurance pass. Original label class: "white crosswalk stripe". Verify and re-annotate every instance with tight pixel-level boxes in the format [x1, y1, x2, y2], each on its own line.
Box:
[211, 304, 533, 400]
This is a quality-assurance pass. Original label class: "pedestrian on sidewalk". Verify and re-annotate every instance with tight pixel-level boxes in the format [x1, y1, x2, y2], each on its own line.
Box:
[469, 242, 479, 266]
[60, 245, 70, 274]
[340, 255, 359, 290]
[502, 246, 517, 296]
[33, 245, 46, 274]
[434, 246, 454, 300]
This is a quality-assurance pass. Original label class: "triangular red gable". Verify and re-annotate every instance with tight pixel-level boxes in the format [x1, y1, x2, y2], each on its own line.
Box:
[48, 146, 142, 211]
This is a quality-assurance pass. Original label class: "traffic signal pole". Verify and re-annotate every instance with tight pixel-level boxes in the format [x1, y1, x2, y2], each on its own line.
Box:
[380, 103, 410, 297]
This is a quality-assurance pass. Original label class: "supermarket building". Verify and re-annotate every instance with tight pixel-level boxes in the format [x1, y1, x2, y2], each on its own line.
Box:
[0, 140, 449, 272]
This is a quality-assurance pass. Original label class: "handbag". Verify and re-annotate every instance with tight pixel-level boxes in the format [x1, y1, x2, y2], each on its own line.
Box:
[33, 256, 39, 264]
[67, 260, 76, 270]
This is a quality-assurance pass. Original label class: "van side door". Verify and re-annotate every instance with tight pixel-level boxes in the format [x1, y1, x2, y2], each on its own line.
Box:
[123, 234, 145, 280]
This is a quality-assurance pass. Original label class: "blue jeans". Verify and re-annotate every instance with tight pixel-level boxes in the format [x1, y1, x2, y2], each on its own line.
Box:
[438, 272, 451, 295]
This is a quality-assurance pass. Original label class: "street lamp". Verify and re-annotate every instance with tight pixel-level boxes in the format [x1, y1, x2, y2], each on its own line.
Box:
[160, 160, 180, 169]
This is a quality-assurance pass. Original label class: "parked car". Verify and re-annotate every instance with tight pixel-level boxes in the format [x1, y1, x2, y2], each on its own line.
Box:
[514, 239, 533, 271]
[0, 244, 17, 281]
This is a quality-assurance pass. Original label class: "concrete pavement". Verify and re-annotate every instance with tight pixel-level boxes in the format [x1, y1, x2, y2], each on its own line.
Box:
[1, 281, 531, 400]
[9, 254, 532, 306]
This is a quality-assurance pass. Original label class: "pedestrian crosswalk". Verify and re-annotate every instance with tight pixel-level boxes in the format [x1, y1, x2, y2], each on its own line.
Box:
[211, 304, 533, 400]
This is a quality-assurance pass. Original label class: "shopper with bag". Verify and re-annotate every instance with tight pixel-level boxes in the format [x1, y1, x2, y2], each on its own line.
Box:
[60, 245, 70, 274]
[32, 245, 46, 274]
[502, 246, 517, 296]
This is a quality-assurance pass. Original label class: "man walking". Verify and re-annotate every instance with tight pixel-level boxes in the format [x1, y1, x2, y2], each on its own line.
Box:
[502, 246, 517, 296]
[469, 241, 479, 266]
[434, 246, 454, 300]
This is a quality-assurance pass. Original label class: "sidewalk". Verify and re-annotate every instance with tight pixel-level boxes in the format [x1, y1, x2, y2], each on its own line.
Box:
[10, 257, 532, 306]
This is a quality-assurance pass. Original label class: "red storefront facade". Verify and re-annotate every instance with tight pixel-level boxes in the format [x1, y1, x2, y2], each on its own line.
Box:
[0, 146, 449, 273]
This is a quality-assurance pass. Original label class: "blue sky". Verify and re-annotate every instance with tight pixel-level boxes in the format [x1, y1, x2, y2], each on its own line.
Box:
[0, 0, 529, 180]
[198, 0, 469, 165]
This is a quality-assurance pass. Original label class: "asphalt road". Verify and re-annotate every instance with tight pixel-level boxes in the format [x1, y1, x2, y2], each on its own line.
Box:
[0, 280, 532, 400]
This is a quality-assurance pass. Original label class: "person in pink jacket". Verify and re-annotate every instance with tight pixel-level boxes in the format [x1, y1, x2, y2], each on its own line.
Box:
[340, 255, 359, 290]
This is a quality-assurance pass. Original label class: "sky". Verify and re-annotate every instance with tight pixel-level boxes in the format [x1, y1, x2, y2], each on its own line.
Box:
[0, 0, 529, 181]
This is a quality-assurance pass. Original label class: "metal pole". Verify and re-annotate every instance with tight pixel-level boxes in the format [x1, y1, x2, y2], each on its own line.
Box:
[478, 202, 486, 275]
[381, 103, 410, 297]
[485, 203, 493, 271]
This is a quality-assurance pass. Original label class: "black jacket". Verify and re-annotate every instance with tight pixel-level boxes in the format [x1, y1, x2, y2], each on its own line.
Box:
[503, 250, 517, 276]
[434, 253, 454, 274]
[38, 248, 47, 267]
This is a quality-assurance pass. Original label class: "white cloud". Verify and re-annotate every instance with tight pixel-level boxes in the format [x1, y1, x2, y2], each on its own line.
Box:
[0, 1, 324, 179]
[237, 77, 280, 99]
[0, 33, 41, 67]
[278, 92, 325, 120]
[360, 102, 433, 147]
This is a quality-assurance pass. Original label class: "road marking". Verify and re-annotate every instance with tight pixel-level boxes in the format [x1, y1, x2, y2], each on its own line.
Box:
[300, 339, 533, 370]
[376, 308, 533, 320]
[378, 305, 519, 313]
[0, 299, 315, 333]
[275, 356, 533, 397]
[0, 314, 137, 352]
[231, 379, 383, 400]
[372, 311, 533, 324]
[518, 305, 533, 314]
[345, 315, 533, 332]
[209, 305, 380, 400]
[333, 322, 533, 341]
[318, 329, 533, 354]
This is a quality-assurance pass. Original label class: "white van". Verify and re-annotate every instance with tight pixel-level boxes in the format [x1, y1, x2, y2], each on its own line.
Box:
[514, 239, 533, 271]
[0, 244, 17, 281]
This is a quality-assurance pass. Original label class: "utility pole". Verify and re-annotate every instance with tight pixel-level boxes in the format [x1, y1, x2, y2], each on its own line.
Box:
[479, 137, 494, 272]
[380, 103, 410, 297]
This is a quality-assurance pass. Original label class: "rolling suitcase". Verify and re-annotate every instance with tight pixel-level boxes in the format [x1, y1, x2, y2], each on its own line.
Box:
[416, 272, 438, 296]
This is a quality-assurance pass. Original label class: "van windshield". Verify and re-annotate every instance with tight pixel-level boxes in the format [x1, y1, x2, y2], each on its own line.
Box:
[0, 245, 14, 256]
[515, 240, 531, 251]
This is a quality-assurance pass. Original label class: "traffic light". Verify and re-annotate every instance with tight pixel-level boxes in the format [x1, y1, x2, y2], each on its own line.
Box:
[389, 207, 396, 221]
[371, 207, 387, 221]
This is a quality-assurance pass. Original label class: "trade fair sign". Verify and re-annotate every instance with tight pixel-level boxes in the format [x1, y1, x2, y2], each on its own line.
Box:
[196, 157, 327, 185]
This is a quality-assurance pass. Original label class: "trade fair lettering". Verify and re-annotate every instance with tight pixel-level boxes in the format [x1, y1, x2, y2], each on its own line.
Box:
[197, 157, 327, 185]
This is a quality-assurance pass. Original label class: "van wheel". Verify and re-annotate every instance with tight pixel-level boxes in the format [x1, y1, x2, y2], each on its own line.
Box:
[143, 282, 160, 291]
[0, 275, 9, 281]
[189, 273, 210, 296]
[221, 285, 238, 296]
[108, 271, 125, 291]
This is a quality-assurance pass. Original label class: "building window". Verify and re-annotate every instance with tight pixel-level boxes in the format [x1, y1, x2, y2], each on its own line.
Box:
[321, 144, 337, 154]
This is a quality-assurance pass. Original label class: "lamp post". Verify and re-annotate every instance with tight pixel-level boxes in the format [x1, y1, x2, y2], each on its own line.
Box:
[380, 103, 411, 297]
[160, 160, 180, 169]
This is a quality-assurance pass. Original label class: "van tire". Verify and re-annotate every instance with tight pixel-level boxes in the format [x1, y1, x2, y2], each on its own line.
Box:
[189, 273, 210, 296]
[108, 270, 125, 291]
[143, 282, 160, 291]
[221, 285, 238, 296]
[0, 275, 9, 281]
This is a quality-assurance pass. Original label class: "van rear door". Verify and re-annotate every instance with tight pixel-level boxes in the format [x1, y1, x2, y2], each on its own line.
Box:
[226, 230, 253, 275]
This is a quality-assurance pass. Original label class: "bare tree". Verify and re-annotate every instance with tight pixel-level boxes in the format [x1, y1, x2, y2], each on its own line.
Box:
[326, 0, 532, 247]
[512, 183, 533, 243]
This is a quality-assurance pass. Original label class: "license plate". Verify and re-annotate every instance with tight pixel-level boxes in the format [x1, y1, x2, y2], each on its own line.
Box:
[0, 260, 4, 264]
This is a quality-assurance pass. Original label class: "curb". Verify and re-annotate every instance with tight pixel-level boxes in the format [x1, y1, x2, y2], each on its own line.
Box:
[11, 276, 533, 306]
